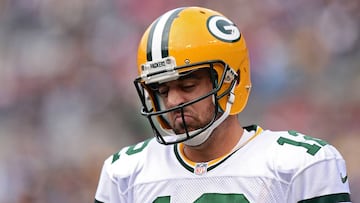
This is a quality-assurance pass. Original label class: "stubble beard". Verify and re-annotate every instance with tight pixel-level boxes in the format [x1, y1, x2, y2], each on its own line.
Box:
[172, 107, 215, 135]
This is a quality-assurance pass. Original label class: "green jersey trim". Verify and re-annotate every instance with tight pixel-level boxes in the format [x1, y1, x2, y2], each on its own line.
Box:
[297, 192, 351, 203]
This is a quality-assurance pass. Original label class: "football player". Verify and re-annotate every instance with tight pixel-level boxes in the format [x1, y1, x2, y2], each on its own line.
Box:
[95, 6, 351, 203]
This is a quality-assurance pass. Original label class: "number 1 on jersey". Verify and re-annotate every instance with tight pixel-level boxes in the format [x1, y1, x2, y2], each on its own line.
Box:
[277, 130, 327, 156]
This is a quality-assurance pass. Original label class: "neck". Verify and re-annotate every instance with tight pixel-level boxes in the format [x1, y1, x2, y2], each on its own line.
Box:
[182, 115, 243, 162]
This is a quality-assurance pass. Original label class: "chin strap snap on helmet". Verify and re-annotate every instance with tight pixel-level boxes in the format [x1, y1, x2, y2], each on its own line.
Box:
[134, 7, 251, 145]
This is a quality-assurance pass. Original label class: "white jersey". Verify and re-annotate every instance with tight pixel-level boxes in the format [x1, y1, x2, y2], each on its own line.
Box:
[94, 125, 351, 203]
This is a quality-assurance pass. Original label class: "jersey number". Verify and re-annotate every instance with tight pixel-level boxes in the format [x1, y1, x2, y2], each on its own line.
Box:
[277, 130, 327, 156]
[112, 139, 151, 163]
[153, 193, 250, 203]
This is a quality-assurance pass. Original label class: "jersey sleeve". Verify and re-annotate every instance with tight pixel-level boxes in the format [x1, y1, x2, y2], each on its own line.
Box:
[94, 154, 128, 203]
[287, 144, 351, 202]
[94, 139, 153, 203]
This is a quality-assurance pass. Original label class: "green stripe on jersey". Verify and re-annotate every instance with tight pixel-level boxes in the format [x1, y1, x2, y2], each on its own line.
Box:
[298, 193, 351, 203]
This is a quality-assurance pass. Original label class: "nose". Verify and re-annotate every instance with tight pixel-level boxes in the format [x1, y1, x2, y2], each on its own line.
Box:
[166, 88, 186, 109]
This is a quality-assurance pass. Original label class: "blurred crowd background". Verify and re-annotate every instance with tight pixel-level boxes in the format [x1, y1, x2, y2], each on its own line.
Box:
[0, 0, 359, 202]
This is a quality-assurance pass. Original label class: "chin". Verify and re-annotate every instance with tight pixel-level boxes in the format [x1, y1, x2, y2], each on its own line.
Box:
[173, 126, 197, 134]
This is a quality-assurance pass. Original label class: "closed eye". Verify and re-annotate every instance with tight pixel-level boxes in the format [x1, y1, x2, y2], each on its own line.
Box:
[158, 85, 169, 97]
[181, 84, 196, 92]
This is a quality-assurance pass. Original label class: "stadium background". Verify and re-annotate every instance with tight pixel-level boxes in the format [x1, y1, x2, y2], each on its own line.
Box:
[0, 0, 359, 202]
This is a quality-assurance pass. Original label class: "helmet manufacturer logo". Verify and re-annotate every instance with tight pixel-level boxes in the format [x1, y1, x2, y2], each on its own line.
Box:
[207, 15, 240, 42]
[140, 56, 179, 84]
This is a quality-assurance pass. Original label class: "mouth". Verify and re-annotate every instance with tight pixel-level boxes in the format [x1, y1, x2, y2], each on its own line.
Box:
[171, 112, 202, 134]
[172, 113, 194, 127]
[174, 114, 190, 122]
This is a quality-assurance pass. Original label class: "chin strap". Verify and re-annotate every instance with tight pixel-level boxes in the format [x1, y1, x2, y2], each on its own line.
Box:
[183, 85, 236, 146]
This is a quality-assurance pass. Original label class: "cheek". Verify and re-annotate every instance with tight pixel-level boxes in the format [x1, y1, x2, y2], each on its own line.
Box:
[193, 96, 215, 117]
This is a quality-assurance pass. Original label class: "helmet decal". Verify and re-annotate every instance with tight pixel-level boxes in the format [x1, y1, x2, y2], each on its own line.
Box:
[207, 15, 240, 42]
[146, 8, 184, 61]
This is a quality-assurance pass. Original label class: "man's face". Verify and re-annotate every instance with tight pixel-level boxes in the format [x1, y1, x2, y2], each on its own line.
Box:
[156, 68, 215, 134]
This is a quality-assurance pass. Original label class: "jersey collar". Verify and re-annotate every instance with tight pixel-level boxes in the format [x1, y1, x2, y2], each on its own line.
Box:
[173, 125, 263, 175]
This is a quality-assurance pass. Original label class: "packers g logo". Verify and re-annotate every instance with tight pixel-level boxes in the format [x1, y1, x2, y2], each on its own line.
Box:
[207, 15, 240, 42]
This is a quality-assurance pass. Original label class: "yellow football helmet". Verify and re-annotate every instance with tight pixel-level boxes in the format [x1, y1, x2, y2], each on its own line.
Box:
[134, 6, 251, 145]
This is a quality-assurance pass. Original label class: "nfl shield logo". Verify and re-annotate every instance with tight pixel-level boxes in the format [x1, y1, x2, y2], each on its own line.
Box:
[194, 163, 208, 175]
